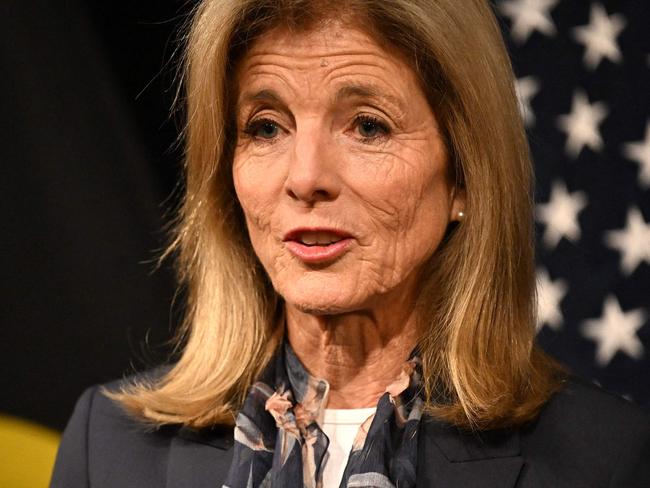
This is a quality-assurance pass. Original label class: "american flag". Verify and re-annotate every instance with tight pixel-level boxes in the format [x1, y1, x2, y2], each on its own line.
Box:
[495, 0, 650, 406]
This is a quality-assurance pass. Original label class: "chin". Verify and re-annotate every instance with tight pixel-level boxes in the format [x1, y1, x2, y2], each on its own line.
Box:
[278, 274, 368, 316]
[288, 301, 347, 316]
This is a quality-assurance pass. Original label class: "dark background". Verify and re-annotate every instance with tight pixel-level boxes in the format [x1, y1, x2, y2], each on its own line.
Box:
[1, 0, 189, 431]
[1, 0, 648, 432]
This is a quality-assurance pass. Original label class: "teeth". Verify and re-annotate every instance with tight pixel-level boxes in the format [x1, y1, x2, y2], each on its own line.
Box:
[299, 232, 343, 245]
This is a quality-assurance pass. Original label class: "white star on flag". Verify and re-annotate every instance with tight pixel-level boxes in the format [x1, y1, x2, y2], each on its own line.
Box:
[515, 76, 540, 127]
[572, 3, 626, 70]
[499, 0, 558, 45]
[623, 121, 650, 188]
[604, 207, 650, 275]
[557, 90, 608, 158]
[581, 295, 646, 366]
[536, 267, 568, 331]
[536, 181, 588, 249]
[497, 0, 650, 408]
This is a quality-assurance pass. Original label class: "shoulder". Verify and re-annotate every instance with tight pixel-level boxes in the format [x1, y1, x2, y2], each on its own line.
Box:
[50, 368, 177, 488]
[530, 375, 649, 439]
[519, 376, 650, 487]
[85, 366, 175, 447]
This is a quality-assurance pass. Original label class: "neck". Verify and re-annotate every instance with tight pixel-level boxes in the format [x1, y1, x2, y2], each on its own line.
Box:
[285, 298, 419, 409]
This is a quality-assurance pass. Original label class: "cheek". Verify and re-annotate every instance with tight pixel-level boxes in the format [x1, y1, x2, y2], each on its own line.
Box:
[399, 181, 450, 260]
[352, 151, 450, 284]
[232, 158, 281, 258]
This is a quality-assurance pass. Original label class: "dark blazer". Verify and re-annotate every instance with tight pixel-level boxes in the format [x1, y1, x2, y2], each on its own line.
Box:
[50, 374, 650, 488]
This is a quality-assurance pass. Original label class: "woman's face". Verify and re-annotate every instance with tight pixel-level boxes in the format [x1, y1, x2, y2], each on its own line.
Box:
[232, 21, 464, 315]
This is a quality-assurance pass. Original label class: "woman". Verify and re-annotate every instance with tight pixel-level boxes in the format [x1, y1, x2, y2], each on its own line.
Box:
[51, 0, 650, 487]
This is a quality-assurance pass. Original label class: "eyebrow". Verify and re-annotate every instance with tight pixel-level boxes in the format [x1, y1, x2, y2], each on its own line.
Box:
[334, 83, 406, 114]
[237, 83, 406, 118]
[239, 88, 283, 106]
[237, 88, 288, 118]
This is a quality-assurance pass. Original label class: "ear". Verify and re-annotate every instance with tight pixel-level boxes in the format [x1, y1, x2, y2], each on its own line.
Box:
[448, 187, 466, 222]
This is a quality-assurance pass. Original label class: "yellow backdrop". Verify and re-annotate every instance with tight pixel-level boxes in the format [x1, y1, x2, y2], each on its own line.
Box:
[0, 415, 61, 488]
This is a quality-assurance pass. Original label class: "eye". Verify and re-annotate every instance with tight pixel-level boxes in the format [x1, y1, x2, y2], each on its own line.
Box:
[257, 121, 279, 139]
[354, 115, 390, 141]
[243, 118, 281, 140]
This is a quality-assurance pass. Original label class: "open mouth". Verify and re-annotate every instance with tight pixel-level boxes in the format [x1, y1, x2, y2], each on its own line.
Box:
[283, 228, 353, 263]
[294, 231, 346, 246]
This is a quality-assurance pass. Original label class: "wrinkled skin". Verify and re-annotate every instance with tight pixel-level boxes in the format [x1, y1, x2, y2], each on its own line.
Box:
[232, 21, 464, 407]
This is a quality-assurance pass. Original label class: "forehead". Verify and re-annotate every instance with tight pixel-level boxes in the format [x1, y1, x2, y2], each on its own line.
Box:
[243, 20, 380, 61]
[234, 21, 420, 102]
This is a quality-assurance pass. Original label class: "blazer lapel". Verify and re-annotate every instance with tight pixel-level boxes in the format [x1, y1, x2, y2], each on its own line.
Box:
[417, 417, 524, 488]
[166, 426, 234, 488]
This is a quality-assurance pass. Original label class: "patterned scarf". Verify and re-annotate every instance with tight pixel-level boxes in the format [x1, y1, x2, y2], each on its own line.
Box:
[222, 342, 424, 488]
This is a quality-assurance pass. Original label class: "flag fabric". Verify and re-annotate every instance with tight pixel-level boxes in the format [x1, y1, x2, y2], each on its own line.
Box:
[497, 0, 649, 406]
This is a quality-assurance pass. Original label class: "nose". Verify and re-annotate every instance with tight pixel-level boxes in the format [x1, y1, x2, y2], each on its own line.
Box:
[284, 125, 340, 205]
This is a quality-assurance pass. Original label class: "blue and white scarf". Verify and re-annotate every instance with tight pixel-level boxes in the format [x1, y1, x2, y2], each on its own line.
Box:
[223, 342, 423, 488]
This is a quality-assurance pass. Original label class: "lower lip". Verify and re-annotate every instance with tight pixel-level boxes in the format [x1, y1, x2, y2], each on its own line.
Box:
[285, 239, 352, 264]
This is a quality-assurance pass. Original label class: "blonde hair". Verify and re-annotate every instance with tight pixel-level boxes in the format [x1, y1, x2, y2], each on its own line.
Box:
[110, 0, 564, 430]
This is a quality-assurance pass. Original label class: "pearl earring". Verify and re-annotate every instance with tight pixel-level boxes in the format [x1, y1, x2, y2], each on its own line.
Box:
[457, 211, 465, 220]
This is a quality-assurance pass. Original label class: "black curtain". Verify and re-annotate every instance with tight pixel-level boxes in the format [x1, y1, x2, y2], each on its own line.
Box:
[0, 0, 185, 431]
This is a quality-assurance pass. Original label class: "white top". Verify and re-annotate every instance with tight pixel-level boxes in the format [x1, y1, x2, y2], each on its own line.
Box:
[320, 407, 377, 488]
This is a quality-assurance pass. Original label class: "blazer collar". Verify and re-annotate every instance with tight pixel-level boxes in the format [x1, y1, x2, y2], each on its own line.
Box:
[166, 426, 234, 488]
[417, 417, 524, 487]
[177, 425, 234, 449]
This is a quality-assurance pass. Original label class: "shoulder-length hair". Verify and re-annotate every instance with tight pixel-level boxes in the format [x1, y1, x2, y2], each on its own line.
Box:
[110, 0, 564, 431]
